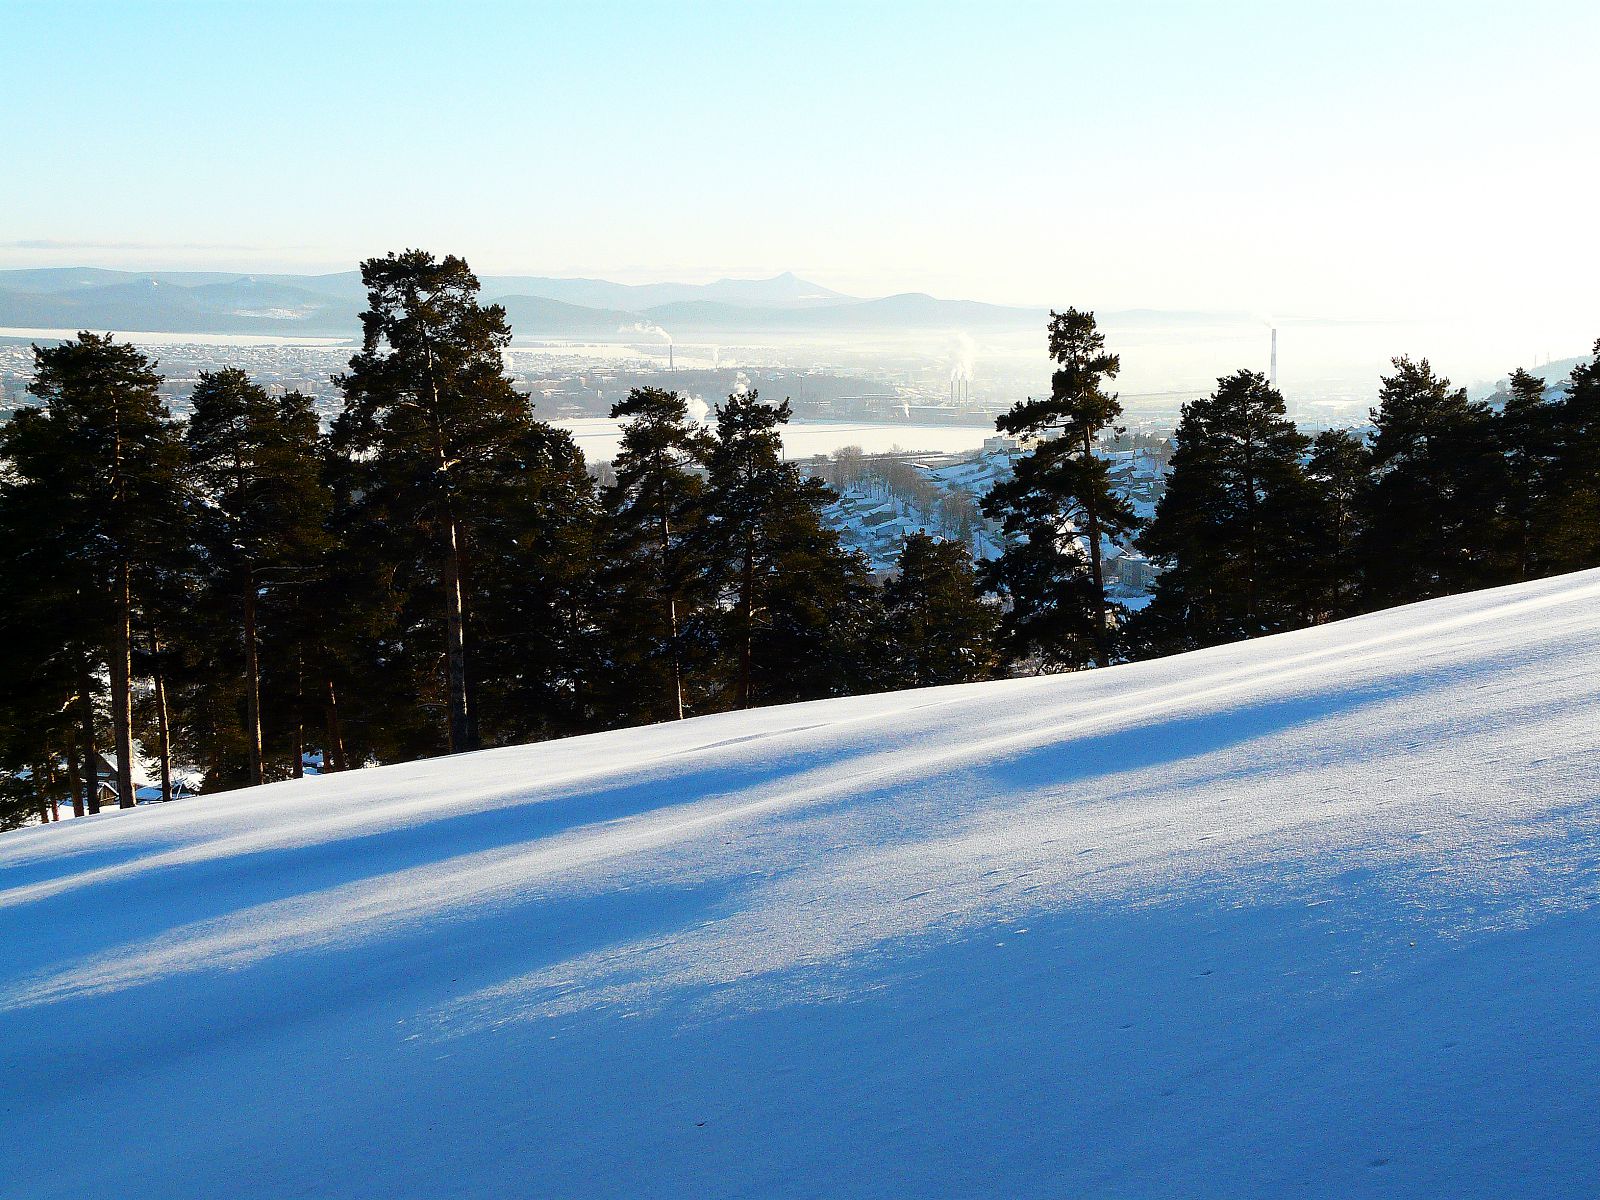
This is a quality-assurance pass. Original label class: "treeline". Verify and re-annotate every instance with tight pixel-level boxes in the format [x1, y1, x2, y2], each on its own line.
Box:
[1132, 352, 1600, 651]
[3, 265, 1598, 830]
[979, 308, 1600, 666]
[0, 252, 998, 828]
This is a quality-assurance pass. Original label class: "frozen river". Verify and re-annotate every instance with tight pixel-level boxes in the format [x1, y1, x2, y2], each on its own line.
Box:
[554, 417, 996, 463]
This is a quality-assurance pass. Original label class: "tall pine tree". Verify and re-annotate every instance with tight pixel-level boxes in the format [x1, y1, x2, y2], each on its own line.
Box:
[1363, 356, 1505, 605]
[878, 533, 999, 688]
[1496, 367, 1555, 582]
[982, 309, 1135, 669]
[599, 387, 715, 724]
[333, 251, 537, 754]
[186, 370, 331, 785]
[701, 389, 875, 707]
[1137, 369, 1313, 649]
[1538, 341, 1600, 573]
[5, 335, 186, 808]
[332, 250, 602, 754]
[1303, 428, 1373, 621]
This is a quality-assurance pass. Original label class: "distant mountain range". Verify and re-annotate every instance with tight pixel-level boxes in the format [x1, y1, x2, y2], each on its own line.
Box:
[0, 267, 1050, 340]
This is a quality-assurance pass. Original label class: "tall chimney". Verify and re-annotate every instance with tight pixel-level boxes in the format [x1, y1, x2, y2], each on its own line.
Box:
[1270, 327, 1278, 391]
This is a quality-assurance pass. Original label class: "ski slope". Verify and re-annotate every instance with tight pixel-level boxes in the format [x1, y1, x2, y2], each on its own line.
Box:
[4, 571, 1600, 1198]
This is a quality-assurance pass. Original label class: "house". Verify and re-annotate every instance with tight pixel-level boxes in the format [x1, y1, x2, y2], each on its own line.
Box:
[1114, 550, 1157, 590]
[134, 780, 198, 803]
[18, 752, 120, 809]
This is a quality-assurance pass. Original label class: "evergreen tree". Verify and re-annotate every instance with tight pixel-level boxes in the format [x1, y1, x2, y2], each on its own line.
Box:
[463, 422, 603, 744]
[1137, 370, 1314, 649]
[701, 389, 875, 707]
[0, 416, 101, 817]
[186, 371, 331, 785]
[1538, 341, 1600, 573]
[1496, 367, 1555, 582]
[333, 250, 540, 754]
[1303, 428, 1373, 621]
[126, 474, 210, 801]
[332, 250, 604, 755]
[4, 334, 185, 808]
[878, 533, 999, 687]
[598, 387, 715, 724]
[981, 309, 1134, 669]
[0, 504, 85, 820]
[311, 454, 425, 768]
[1363, 356, 1505, 605]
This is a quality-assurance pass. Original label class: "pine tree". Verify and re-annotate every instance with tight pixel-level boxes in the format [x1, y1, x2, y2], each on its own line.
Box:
[463, 421, 603, 744]
[1303, 428, 1373, 621]
[5, 335, 186, 808]
[186, 371, 331, 785]
[1363, 356, 1506, 605]
[317, 435, 443, 767]
[0, 500, 86, 820]
[701, 389, 875, 707]
[1137, 369, 1313, 649]
[331, 251, 607, 755]
[1496, 367, 1555, 582]
[0, 414, 100, 817]
[332, 251, 539, 754]
[878, 533, 999, 687]
[1538, 341, 1600, 573]
[598, 387, 715, 724]
[981, 309, 1135, 669]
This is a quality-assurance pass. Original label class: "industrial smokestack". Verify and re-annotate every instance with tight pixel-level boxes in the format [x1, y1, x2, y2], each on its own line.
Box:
[1270, 327, 1278, 391]
[669, 342, 675, 372]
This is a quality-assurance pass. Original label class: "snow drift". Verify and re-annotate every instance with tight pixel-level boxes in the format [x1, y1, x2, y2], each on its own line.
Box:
[4, 571, 1600, 1198]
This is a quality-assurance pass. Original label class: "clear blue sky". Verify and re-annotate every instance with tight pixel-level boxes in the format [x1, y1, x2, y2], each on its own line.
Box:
[3, 0, 1597, 323]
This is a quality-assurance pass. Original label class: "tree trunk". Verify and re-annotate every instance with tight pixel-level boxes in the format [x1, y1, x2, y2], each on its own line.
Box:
[422, 329, 477, 755]
[110, 559, 136, 809]
[36, 760, 55, 822]
[668, 593, 685, 720]
[738, 537, 755, 708]
[1080, 430, 1111, 669]
[324, 677, 348, 772]
[243, 568, 265, 786]
[291, 652, 305, 778]
[1243, 428, 1258, 624]
[67, 728, 85, 819]
[78, 659, 100, 816]
[442, 514, 475, 754]
[660, 511, 685, 720]
[152, 640, 173, 803]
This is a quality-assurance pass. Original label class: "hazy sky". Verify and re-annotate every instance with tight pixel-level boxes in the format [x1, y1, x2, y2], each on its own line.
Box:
[4, 0, 1597, 328]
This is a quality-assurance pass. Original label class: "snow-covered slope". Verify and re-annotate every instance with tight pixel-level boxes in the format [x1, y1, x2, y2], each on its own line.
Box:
[4, 572, 1600, 1199]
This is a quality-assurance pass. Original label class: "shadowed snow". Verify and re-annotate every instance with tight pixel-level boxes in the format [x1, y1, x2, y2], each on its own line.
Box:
[3, 570, 1599, 1198]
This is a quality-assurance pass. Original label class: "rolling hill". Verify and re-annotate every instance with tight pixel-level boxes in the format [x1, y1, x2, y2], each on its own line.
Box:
[0, 267, 1045, 340]
[2, 570, 1598, 1197]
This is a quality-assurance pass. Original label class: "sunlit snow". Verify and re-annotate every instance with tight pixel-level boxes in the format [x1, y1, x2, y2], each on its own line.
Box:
[3, 570, 1599, 1197]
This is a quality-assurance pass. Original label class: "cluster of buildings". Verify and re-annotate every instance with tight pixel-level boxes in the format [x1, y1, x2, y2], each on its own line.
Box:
[0, 340, 351, 422]
[812, 435, 1174, 606]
